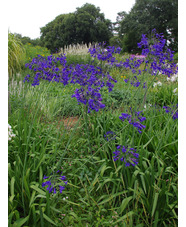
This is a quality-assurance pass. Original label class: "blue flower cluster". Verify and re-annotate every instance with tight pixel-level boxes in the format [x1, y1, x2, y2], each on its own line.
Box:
[137, 29, 178, 77]
[104, 131, 116, 141]
[88, 30, 178, 88]
[24, 54, 68, 86]
[24, 53, 117, 113]
[163, 104, 178, 120]
[89, 43, 148, 89]
[42, 171, 68, 194]
[124, 75, 146, 88]
[88, 42, 121, 63]
[113, 145, 139, 166]
[70, 64, 117, 113]
[119, 110, 146, 134]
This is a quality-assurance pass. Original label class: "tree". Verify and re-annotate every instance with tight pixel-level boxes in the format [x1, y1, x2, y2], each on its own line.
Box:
[40, 3, 113, 53]
[75, 3, 113, 44]
[14, 33, 42, 46]
[116, 0, 178, 52]
[40, 14, 67, 52]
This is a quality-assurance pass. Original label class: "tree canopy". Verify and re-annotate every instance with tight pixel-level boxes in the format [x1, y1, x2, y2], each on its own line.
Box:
[40, 3, 113, 53]
[116, 0, 178, 52]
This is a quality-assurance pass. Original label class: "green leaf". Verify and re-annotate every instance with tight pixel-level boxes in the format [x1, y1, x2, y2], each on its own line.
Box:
[140, 175, 147, 194]
[120, 196, 133, 213]
[113, 211, 134, 224]
[23, 176, 31, 199]
[43, 213, 57, 226]
[152, 193, 159, 217]
[143, 136, 154, 149]
[13, 215, 29, 227]
[69, 211, 78, 219]
[153, 210, 159, 227]
[9, 195, 15, 203]
[29, 190, 36, 207]
[66, 200, 81, 207]
[100, 164, 112, 177]
[30, 185, 46, 196]
[50, 206, 62, 213]
[98, 191, 127, 205]
[10, 177, 15, 197]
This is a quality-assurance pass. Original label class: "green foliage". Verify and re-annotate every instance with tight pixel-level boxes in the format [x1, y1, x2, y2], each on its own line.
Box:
[109, 35, 122, 47]
[66, 54, 94, 66]
[40, 3, 113, 52]
[173, 52, 178, 62]
[23, 43, 50, 65]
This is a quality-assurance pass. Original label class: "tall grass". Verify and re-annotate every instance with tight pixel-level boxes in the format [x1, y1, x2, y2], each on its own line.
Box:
[8, 32, 25, 77]
[59, 43, 94, 56]
[59, 43, 98, 65]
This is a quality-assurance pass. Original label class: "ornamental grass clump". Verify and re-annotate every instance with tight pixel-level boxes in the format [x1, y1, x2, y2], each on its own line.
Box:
[60, 43, 93, 55]
[8, 32, 25, 77]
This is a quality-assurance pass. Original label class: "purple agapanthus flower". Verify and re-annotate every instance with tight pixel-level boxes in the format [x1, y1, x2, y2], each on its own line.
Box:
[163, 104, 178, 120]
[119, 110, 146, 134]
[104, 131, 116, 141]
[42, 171, 68, 194]
[113, 145, 139, 167]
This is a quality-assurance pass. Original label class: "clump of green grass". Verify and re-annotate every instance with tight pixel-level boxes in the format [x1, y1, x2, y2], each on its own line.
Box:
[8, 32, 25, 77]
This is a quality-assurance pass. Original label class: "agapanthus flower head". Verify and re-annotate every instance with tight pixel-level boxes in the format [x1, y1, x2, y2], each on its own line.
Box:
[104, 131, 116, 141]
[88, 43, 121, 63]
[70, 64, 117, 113]
[71, 86, 105, 113]
[163, 104, 178, 120]
[113, 145, 139, 167]
[119, 110, 146, 134]
[42, 171, 68, 194]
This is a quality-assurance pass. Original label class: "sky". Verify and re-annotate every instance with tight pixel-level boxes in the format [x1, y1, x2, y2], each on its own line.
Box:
[8, 0, 135, 39]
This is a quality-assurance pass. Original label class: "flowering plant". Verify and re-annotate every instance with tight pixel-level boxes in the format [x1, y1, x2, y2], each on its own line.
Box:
[113, 145, 139, 166]
[119, 110, 146, 134]
[88, 42, 121, 63]
[8, 124, 15, 141]
[137, 29, 178, 77]
[42, 171, 68, 194]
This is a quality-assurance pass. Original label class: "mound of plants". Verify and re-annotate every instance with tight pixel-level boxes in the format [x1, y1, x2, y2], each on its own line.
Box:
[8, 29, 178, 226]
